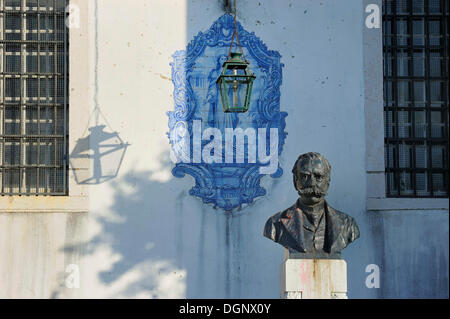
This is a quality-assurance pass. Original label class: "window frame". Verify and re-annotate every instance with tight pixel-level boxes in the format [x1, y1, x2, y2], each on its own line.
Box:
[0, 0, 69, 196]
[364, 0, 449, 211]
[0, 0, 89, 212]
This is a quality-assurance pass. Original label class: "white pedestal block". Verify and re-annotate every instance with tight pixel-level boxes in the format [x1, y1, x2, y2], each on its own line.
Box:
[280, 256, 348, 299]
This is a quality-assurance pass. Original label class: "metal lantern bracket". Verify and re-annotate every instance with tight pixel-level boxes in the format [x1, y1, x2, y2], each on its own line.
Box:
[216, 0, 256, 113]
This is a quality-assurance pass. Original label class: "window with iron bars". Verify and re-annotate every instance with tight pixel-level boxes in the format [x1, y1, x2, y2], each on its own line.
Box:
[383, 0, 449, 197]
[0, 0, 68, 195]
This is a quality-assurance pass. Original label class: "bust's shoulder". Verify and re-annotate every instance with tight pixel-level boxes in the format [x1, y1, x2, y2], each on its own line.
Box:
[326, 203, 360, 240]
[267, 202, 297, 222]
[326, 203, 357, 224]
[263, 202, 298, 241]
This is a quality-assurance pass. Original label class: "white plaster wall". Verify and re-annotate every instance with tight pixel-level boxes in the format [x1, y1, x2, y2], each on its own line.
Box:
[81, 0, 370, 298]
[0, 212, 87, 298]
[0, 0, 447, 299]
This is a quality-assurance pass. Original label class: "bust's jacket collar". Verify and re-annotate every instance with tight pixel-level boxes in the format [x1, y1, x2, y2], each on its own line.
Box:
[323, 201, 343, 253]
[279, 200, 306, 252]
[280, 199, 346, 253]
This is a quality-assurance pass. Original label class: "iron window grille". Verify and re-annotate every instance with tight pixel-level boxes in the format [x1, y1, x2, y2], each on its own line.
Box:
[382, 0, 449, 197]
[0, 0, 68, 195]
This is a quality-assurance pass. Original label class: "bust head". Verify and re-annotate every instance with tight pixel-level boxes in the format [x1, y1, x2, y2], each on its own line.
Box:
[292, 152, 331, 206]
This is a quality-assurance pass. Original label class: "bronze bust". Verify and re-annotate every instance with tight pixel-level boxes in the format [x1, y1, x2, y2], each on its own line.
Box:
[263, 152, 360, 258]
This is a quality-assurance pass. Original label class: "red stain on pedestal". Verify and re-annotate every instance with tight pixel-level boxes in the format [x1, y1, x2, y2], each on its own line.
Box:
[299, 262, 310, 285]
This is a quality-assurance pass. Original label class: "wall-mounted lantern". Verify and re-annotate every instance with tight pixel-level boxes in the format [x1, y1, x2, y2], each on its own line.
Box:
[216, 0, 255, 113]
[216, 52, 255, 113]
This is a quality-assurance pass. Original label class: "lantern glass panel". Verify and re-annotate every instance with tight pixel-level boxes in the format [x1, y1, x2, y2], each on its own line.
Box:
[217, 52, 255, 113]
[225, 77, 248, 110]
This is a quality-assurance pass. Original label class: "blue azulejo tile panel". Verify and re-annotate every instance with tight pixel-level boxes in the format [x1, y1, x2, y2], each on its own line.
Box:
[168, 14, 287, 211]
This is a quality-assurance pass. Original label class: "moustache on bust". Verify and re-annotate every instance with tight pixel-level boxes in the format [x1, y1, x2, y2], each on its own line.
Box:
[298, 187, 327, 197]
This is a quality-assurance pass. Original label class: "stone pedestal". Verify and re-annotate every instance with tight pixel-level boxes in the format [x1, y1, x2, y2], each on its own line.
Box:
[280, 254, 348, 299]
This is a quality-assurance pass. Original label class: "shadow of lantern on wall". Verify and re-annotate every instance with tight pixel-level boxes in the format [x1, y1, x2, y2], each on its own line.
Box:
[70, 109, 130, 185]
